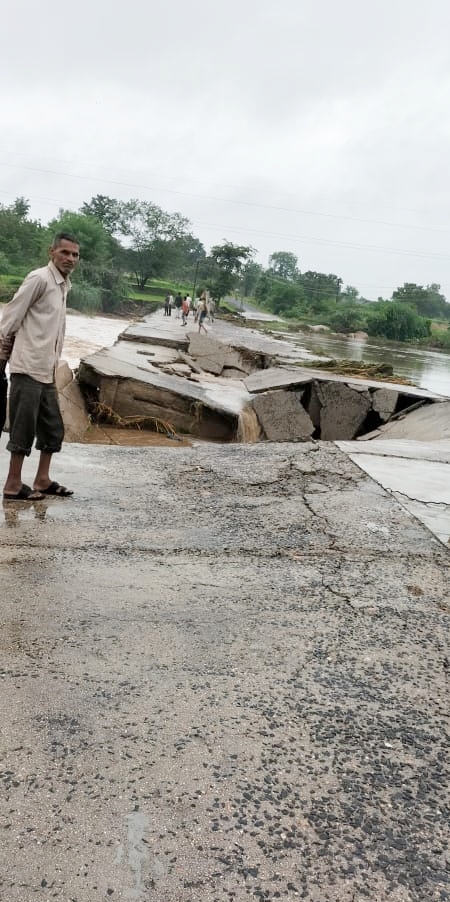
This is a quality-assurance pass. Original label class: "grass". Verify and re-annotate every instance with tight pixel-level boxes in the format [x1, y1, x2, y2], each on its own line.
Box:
[127, 289, 166, 303]
[429, 323, 450, 349]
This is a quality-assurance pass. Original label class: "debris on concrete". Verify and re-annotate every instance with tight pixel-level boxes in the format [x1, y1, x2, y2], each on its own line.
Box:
[76, 312, 447, 444]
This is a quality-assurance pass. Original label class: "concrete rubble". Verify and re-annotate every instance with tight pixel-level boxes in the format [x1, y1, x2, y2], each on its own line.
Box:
[251, 389, 314, 441]
[371, 387, 399, 422]
[313, 381, 371, 441]
[0, 436, 448, 902]
[76, 311, 446, 444]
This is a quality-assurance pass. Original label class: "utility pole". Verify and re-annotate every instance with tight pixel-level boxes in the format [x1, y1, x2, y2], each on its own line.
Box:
[192, 259, 200, 301]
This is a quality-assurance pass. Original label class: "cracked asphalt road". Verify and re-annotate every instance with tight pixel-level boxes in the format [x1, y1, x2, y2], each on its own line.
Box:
[0, 441, 449, 901]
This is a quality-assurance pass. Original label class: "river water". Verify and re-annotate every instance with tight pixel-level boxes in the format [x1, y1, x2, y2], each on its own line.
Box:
[269, 329, 450, 397]
[235, 298, 450, 397]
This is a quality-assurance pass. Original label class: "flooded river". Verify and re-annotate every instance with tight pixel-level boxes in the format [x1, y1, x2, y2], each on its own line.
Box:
[270, 329, 450, 397]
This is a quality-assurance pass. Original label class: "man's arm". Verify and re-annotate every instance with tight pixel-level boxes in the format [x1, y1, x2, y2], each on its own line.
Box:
[0, 272, 46, 371]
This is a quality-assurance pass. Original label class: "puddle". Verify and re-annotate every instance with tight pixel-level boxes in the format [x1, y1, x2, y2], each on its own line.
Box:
[80, 425, 193, 447]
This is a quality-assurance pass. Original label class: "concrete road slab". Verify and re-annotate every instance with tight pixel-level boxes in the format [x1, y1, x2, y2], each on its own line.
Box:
[0, 439, 448, 902]
[339, 440, 450, 545]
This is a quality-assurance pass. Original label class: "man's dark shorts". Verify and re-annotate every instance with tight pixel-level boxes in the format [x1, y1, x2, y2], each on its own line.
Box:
[7, 374, 64, 456]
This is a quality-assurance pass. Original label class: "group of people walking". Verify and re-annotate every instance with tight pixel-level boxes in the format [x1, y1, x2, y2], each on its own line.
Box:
[164, 291, 215, 334]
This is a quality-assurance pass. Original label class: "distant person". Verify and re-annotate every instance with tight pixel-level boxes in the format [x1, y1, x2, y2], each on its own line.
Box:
[0, 232, 80, 501]
[164, 293, 170, 316]
[185, 294, 192, 312]
[207, 296, 215, 323]
[168, 293, 174, 316]
[197, 296, 208, 334]
[181, 296, 189, 326]
[174, 293, 182, 319]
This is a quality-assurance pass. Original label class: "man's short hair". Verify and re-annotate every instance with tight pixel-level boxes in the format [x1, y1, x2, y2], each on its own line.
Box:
[52, 231, 80, 248]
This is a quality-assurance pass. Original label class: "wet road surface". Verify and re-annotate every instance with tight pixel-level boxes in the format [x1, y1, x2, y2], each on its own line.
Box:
[0, 440, 448, 901]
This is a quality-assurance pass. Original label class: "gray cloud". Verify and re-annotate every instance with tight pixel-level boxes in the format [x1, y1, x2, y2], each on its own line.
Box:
[2, 0, 450, 299]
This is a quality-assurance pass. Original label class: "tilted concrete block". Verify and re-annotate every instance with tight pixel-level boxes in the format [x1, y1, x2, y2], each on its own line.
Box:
[251, 390, 314, 441]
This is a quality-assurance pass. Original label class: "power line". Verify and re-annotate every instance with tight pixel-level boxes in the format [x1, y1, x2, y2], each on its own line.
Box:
[6, 150, 446, 220]
[2, 159, 450, 237]
[193, 220, 450, 262]
[1, 188, 449, 266]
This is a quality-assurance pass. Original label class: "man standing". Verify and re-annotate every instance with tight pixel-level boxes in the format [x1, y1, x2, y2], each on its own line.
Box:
[0, 232, 80, 500]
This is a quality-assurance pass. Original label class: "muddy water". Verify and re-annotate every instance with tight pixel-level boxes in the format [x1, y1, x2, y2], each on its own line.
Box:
[82, 425, 193, 447]
[63, 312, 133, 369]
[237, 407, 261, 442]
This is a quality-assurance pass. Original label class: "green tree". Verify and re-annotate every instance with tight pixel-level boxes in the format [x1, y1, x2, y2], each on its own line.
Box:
[392, 283, 450, 320]
[47, 210, 126, 312]
[240, 261, 263, 298]
[299, 271, 342, 311]
[81, 195, 123, 234]
[165, 235, 206, 281]
[367, 301, 431, 341]
[340, 285, 359, 302]
[268, 251, 299, 281]
[329, 303, 367, 333]
[265, 281, 306, 316]
[254, 272, 272, 306]
[81, 195, 194, 290]
[0, 197, 44, 270]
[206, 242, 254, 302]
[118, 199, 191, 290]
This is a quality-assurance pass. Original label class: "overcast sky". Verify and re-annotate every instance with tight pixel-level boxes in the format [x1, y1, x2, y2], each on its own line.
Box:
[2, 0, 450, 300]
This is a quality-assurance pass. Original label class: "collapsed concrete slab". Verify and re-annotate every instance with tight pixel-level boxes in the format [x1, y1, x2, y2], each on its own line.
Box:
[315, 381, 372, 440]
[251, 390, 314, 441]
[244, 367, 314, 394]
[119, 320, 189, 350]
[363, 400, 450, 441]
[371, 387, 399, 422]
[77, 312, 448, 445]
[78, 344, 251, 440]
[185, 334, 228, 375]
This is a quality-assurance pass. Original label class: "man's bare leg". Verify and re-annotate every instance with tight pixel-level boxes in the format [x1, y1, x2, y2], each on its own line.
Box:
[3, 453, 44, 500]
[33, 452, 73, 496]
[3, 452, 26, 495]
[33, 451, 53, 491]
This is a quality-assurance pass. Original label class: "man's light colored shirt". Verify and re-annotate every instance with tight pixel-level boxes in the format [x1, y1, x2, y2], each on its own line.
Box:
[0, 261, 70, 383]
